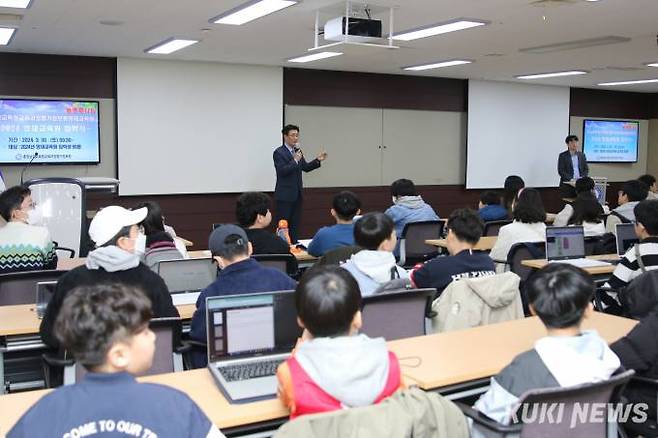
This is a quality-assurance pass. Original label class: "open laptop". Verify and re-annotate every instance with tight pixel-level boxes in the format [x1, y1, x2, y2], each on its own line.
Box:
[35, 280, 57, 319]
[157, 258, 217, 306]
[546, 226, 610, 268]
[206, 290, 300, 404]
[616, 223, 639, 256]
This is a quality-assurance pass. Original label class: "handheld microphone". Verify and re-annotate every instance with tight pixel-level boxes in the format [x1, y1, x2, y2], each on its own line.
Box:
[20, 152, 38, 185]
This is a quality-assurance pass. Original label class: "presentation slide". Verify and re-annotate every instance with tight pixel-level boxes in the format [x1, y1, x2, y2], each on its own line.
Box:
[583, 119, 638, 163]
[0, 99, 100, 165]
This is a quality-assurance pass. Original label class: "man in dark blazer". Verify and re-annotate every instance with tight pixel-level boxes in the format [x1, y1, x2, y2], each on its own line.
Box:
[558, 135, 589, 198]
[273, 124, 327, 242]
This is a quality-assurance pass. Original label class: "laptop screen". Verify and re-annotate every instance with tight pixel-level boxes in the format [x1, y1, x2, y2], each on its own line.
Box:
[35, 281, 57, 318]
[206, 290, 300, 363]
[546, 226, 585, 261]
[157, 258, 216, 294]
[616, 223, 639, 256]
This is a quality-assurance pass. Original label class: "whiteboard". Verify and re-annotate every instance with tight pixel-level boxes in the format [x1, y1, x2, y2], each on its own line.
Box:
[117, 58, 282, 195]
[466, 80, 570, 189]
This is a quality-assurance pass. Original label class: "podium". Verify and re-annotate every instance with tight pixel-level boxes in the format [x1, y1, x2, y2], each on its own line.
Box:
[25, 177, 119, 257]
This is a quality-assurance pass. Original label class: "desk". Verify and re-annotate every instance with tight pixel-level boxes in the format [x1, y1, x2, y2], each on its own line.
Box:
[188, 249, 317, 265]
[521, 254, 619, 276]
[426, 236, 497, 252]
[0, 312, 635, 435]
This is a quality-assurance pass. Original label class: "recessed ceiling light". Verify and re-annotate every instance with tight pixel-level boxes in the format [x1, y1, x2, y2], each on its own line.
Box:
[647, 63, 658, 68]
[393, 19, 488, 42]
[516, 70, 588, 80]
[598, 78, 658, 86]
[0, 27, 16, 45]
[0, 0, 31, 8]
[288, 51, 342, 63]
[211, 0, 298, 26]
[403, 59, 472, 71]
[145, 38, 199, 55]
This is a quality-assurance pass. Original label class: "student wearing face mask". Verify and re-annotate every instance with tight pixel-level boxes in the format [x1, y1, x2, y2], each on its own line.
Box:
[39, 205, 179, 350]
[0, 185, 57, 274]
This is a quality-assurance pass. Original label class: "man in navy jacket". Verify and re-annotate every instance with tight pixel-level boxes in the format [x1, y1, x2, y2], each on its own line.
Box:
[273, 124, 326, 242]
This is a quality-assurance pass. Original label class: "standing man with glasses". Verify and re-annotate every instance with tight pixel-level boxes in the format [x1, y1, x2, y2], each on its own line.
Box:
[558, 135, 589, 199]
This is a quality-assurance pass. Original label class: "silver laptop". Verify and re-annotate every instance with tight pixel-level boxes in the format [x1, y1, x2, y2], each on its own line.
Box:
[35, 281, 57, 319]
[206, 290, 300, 404]
[157, 258, 217, 306]
[546, 226, 610, 268]
[615, 223, 639, 256]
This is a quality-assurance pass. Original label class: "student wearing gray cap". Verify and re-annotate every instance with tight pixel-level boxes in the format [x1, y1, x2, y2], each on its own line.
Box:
[189, 224, 297, 367]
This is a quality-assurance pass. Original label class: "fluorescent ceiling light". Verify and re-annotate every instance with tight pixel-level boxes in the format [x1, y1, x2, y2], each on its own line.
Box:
[516, 70, 588, 80]
[403, 59, 472, 71]
[0, 27, 16, 45]
[288, 51, 342, 63]
[598, 78, 658, 86]
[0, 0, 31, 8]
[211, 0, 297, 25]
[393, 19, 488, 41]
[647, 63, 658, 68]
[145, 38, 199, 55]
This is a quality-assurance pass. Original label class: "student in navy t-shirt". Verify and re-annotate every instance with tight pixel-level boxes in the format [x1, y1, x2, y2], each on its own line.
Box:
[411, 208, 495, 295]
[307, 191, 361, 257]
[9, 284, 224, 438]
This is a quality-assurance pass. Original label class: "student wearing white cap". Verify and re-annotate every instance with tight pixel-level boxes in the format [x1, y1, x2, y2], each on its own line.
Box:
[39, 205, 179, 350]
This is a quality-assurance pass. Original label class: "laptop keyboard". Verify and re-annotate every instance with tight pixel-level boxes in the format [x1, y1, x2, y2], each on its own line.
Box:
[218, 359, 285, 382]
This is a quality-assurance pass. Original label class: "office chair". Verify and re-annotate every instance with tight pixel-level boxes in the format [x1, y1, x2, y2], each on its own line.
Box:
[398, 221, 444, 268]
[251, 253, 298, 277]
[506, 241, 546, 315]
[483, 220, 512, 237]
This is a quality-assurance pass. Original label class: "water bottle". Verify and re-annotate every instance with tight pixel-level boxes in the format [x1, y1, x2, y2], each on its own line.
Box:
[276, 219, 291, 245]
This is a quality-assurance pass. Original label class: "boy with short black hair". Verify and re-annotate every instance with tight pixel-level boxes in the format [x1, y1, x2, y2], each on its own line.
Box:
[411, 209, 495, 295]
[236, 192, 295, 257]
[307, 191, 361, 257]
[606, 179, 649, 233]
[478, 191, 508, 222]
[638, 174, 657, 199]
[385, 178, 439, 240]
[341, 212, 408, 296]
[473, 264, 620, 424]
[276, 266, 404, 419]
[9, 284, 224, 437]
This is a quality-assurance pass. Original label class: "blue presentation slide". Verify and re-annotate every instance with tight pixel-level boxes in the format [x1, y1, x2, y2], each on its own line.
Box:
[0, 99, 100, 164]
[583, 120, 639, 163]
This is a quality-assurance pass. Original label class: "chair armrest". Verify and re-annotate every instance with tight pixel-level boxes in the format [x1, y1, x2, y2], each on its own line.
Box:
[55, 246, 76, 258]
[455, 402, 523, 433]
[631, 375, 658, 387]
[42, 352, 75, 368]
[176, 339, 206, 354]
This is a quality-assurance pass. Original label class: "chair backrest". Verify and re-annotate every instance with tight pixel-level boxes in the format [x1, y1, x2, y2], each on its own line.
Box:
[399, 221, 444, 266]
[510, 370, 634, 437]
[251, 253, 298, 276]
[483, 220, 512, 237]
[316, 245, 362, 266]
[360, 288, 435, 341]
[0, 269, 66, 305]
[73, 317, 183, 383]
[507, 241, 546, 284]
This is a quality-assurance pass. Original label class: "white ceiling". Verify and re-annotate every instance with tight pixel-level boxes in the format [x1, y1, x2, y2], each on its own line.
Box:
[2, 0, 658, 92]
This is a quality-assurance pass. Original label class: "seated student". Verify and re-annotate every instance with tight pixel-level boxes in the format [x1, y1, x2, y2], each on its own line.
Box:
[39, 206, 179, 349]
[236, 192, 295, 257]
[489, 188, 546, 270]
[0, 185, 57, 274]
[307, 191, 361, 257]
[9, 284, 224, 438]
[606, 180, 648, 233]
[411, 209, 495, 295]
[554, 177, 606, 236]
[638, 174, 658, 200]
[605, 200, 658, 291]
[502, 175, 525, 216]
[277, 266, 404, 419]
[385, 178, 439, 239]
[189, 224, 296, 366]
[478, 191, 508, 222]
[473, 264, 620, 425]
[341, 212, 408, 296]
[135, 201, 186, 271]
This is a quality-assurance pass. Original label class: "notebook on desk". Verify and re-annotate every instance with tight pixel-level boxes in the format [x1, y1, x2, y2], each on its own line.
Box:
[546, 226, 611, 268]
[616, 223, 639, 256]
[206, 290, 300, 404]
[157, 258, 217, 306]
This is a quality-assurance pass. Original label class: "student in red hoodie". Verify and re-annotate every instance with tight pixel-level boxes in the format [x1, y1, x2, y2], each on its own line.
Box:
[276, 266, 404, 419]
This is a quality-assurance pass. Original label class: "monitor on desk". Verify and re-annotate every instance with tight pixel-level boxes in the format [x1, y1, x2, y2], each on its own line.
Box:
[616, 223, 639, 256]
[35, 281, 57, 319]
